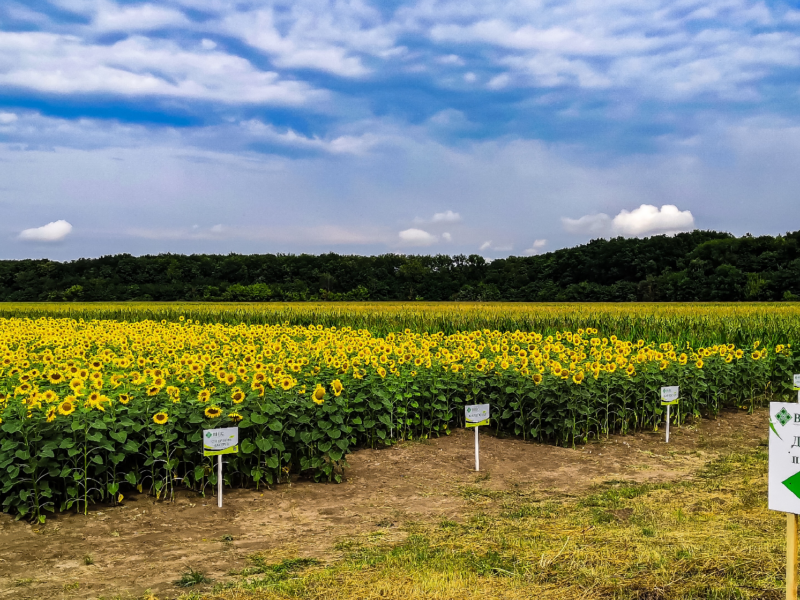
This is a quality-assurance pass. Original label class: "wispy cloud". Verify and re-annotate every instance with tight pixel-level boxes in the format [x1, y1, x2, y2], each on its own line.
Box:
[523, 239, 547, 255]
[0, 32, 320, 104]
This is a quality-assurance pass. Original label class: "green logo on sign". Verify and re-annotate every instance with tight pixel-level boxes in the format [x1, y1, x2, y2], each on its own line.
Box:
[777, 408, 792, 427]
[784, 471, 800, 500]
[206, 432, 212, 438]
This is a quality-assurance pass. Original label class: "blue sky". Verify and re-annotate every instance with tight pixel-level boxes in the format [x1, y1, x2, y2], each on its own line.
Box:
[2, 0, 800, 260]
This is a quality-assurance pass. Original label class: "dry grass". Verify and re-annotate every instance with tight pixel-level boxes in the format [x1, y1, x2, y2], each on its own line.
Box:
[181, 447, 786, 600]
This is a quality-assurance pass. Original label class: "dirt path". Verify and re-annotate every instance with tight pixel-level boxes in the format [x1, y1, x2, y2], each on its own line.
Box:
[0, 408, 767, 600]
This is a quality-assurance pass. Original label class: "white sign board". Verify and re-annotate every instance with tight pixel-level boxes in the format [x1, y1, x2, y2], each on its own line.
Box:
[769, 402, 800, 514]
[660, 386, 679, 405]
[203, 427, 239, 456]
[794, 374, 800, 390]
[465, 404, 490, 428]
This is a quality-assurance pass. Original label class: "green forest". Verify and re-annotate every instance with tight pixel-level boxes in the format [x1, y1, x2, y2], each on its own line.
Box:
[2, 229, 799, 302]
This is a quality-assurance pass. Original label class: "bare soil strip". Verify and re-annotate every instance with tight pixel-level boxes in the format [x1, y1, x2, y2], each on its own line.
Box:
[0, 409, 767, 600]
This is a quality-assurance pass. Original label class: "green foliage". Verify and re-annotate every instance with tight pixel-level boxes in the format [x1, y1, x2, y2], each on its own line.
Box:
[4, 229, 800, 303]
[174, 568, 211, 587]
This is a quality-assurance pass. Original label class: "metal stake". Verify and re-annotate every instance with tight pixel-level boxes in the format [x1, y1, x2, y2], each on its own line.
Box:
[475, 426, 480, 471]
[666, 404, 671, 443]
[217, 454, 223, 508]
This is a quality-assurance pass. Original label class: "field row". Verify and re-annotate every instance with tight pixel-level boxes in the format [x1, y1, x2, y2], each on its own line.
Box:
[1, 301, 799, 345]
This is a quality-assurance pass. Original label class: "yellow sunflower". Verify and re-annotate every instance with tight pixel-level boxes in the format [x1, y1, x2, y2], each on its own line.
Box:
[228, 412, 243, 423]
[331, 379, 343, 397]
[152, 412, 168, 425]
[231, 388, 245, 404]
[57, 399, 75, 416]
[205, 406, 222, 418]
[312, 385, 326, 405]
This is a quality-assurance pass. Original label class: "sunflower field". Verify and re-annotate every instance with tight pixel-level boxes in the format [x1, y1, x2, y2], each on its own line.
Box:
[0, 308, 798, 522]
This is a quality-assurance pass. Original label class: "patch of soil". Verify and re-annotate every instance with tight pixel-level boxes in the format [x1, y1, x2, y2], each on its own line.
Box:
[0, 408, 768, 599]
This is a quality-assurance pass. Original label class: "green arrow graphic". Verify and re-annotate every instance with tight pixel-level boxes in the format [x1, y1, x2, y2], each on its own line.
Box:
[783, 471, 800, 499]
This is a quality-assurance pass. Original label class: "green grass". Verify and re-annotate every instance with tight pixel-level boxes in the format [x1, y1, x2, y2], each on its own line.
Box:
[189, 448, 785, 600]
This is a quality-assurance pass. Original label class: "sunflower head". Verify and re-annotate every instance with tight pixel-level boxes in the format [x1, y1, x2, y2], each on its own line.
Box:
[152, 412, 168, 425]
[228, 412, 243, 423]
[118, 394, 131, 405]
[231, 388, 245, 404]
[205, 406, 222, 419]
[532, 373, 543, 385]
[57, 399, 75, 416]
[696, 359, 704, 369]
[46, 407, 57, 422]
[312, 385, 326, 405]
[331, 379, 343, 397]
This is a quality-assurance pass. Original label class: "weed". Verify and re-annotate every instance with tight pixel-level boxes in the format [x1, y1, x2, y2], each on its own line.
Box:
[174, 568, 211, 587]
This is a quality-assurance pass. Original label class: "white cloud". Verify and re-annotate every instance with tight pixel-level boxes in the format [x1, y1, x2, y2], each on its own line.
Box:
[463, 72, 477, 83]
[417, 2, 800, 99]
[430, 20, 668, 56]
[437, 54, 464, 66]
[487, 73, 510, 90]
[220, 6, 398, 78]
[398, 228, 438, 246]
[562, 213, 612, 236]
[0, 32, 320, 105]
[18, 220, 72, 242]
[612, 204, 695, 236]
[201, 39, 217, 50]
[93, 3, 189, 31]
[241, 120, 381, 155]
[562, 204, 695, 237]
[0, 112, 17, 124]
[479, 240, 492, 250]
[431, 210, 461, 223]
[523, 239, 547, 255]
[442, 232, 452, 242]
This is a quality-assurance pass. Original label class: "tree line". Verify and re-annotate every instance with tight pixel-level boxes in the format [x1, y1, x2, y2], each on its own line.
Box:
[2, 229, 799, 302]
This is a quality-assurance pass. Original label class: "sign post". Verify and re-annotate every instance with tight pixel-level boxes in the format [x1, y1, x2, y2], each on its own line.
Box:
[660, 386, 679, 443]
[768, 401, 800, 600]
[203, 427, 239, 508]
[794, 374, 800, 400]
[465, 404, 490, 471]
